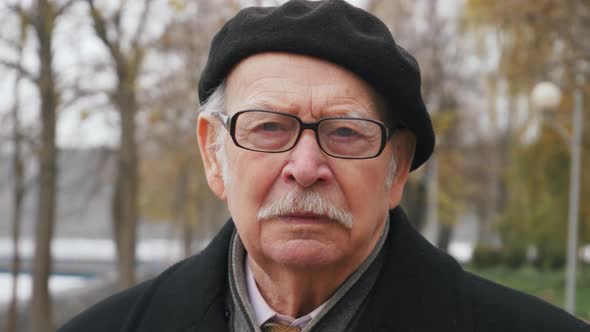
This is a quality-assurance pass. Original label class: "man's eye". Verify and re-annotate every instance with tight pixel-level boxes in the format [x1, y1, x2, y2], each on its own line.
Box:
[260, 122, 284, 132]
[333, 127, 358, 137]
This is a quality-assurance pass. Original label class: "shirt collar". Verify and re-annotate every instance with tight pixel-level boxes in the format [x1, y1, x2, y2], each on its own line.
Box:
[245, 258, 326, 329]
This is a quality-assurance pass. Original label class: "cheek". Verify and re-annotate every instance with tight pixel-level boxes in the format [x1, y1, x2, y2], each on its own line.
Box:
[225, 152, 292, 265]
[334, 159, 391, 244]
[339, 160, 391, 214]
[224, 151, 284, 221]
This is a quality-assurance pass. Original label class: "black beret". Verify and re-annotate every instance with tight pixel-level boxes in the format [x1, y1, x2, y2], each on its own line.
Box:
[198, 0, 434, 171]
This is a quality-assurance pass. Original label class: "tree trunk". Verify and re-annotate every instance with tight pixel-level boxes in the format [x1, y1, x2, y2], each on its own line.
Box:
[30, 2, 58, 331]
[478, 92, 514, 247]
[5, 49, 26, 332]
[437, 223, 453, 252]
[112, 79, 138, 289]
[5, 131, 24, 332]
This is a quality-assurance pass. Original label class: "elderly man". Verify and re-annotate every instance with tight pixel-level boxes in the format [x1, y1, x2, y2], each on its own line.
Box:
[60, 1, 588, 331]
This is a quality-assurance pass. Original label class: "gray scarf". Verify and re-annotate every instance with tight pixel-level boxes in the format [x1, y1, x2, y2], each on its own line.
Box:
[228, 218, 389, 332]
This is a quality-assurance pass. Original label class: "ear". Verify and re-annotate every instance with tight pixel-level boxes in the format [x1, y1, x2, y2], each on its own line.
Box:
[388, 130, 415, 208]
[197, 114, 226, 200]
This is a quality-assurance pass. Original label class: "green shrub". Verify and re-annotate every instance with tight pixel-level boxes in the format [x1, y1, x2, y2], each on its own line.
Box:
[472, 245, 504, 268]
[501, 248, 527, 268]
[533, 247, 566, 270]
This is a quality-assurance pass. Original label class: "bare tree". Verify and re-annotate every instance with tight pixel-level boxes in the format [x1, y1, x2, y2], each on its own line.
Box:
[85, 0, 154, 288]
[0, 1, 76, 331]
[139, 0, 239, 256]
[3, 11, 27, 332]
[30, 1, 76, 330]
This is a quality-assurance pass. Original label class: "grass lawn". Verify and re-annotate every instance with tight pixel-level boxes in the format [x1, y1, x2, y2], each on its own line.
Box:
[465, 265, 590, 321]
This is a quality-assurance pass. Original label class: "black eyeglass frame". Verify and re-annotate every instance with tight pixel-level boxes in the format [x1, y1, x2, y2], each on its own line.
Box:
[211, 109, 399, 159]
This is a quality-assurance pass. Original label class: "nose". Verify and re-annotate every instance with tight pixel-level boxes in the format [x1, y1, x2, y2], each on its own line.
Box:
[281, 131, 333, 188]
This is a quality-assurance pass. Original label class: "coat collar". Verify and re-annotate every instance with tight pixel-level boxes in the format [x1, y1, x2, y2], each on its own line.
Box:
[359, 207, 471, 332]
[130, 221, 234, 332]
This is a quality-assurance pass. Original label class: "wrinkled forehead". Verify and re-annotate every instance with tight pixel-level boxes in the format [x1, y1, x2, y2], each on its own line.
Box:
[224, 52, 389, 121]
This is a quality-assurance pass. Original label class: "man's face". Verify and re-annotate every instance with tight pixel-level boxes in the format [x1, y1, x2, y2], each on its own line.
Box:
[198, 53, 412, 277]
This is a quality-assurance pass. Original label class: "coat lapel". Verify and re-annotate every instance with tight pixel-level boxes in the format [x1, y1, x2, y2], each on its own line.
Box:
[129, 221, 236, 332]
[359, 207, 472, 332]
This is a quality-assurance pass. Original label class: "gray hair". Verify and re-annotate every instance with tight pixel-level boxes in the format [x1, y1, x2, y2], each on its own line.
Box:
[199, 82, 399, 189]
[200, 81, 231, 185]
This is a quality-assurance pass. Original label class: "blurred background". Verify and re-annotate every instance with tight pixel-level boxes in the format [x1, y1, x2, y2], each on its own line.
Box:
[0, 0, 589, 331]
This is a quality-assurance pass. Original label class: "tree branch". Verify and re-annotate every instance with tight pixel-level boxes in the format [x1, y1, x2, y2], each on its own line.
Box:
[55, 0, 78, 17]
[0, 60, 38, 83]
[113, 0, 128, 47]
[60, 87, 106, 111]
[131, 0, 153, 52]
[86, 0, 121, 61]
[6, 3, 33, 27]
[0, 35, 22, 51]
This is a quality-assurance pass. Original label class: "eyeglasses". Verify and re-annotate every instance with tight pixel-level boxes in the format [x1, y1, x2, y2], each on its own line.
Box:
[211, 110, 396, 159]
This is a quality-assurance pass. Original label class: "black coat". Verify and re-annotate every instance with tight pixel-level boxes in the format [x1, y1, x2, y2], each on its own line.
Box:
[59, 207, 589, 331]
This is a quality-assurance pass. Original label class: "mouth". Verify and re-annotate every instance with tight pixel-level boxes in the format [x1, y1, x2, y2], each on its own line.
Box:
[278, 212, 332, 223]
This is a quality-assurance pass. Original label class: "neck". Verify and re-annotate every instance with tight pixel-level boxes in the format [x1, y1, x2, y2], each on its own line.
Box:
[247, 258, 349, 318]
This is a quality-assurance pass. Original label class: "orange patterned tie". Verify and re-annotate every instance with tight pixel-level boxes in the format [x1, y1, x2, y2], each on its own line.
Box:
[261, 321, 302, 332]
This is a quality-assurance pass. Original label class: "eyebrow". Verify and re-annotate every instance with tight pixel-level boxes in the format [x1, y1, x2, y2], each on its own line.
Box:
[331, 112, 374, 130]
[329, 110, 365, 118]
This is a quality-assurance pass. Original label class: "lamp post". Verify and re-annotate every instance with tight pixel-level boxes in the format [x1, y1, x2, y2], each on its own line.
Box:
[531, 77, 584, 314]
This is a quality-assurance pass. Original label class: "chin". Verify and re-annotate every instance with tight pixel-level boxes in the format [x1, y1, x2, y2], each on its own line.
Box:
[264, 239, 344, 268]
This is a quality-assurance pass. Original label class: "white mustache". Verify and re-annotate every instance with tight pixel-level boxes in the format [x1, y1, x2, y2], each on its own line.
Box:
[257, 190, 353, 229]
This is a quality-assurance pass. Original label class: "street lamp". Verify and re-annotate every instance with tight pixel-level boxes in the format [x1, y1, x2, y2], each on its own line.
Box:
[531, 82, 562, 111]
[531, 77, 584, 314]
